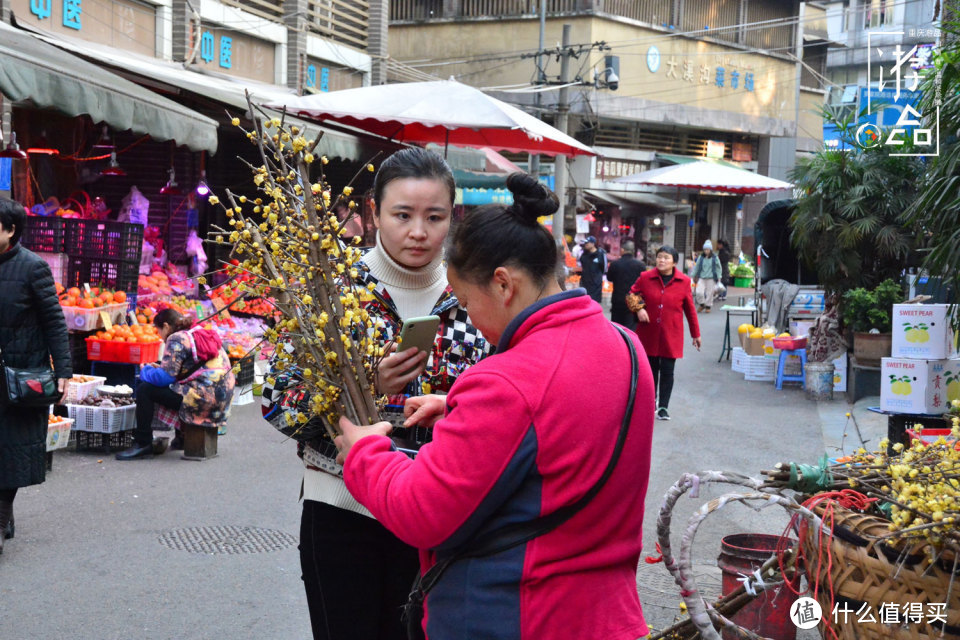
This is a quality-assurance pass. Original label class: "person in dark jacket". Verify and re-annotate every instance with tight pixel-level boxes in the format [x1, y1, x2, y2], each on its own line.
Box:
[606, 241, 646, 331]
[0, 198, 72, 556]
[578, 235, 607, 303]
[717, 239, 732, 299]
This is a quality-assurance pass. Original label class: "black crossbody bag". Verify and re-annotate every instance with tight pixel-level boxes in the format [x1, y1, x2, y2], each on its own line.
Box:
[0, 346, 60, 408]
[402, 324, 640, 640]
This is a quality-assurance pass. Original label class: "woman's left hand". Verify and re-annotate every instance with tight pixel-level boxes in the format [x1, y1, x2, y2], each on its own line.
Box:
[334, 416, 393, 465]
[692, 337, 702, 351]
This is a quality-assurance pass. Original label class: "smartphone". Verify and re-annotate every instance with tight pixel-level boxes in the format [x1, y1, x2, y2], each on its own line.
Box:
[397, 315, 440, 355]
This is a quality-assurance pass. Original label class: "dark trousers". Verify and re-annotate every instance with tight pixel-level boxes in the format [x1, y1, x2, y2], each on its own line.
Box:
[611, 307, 638, 332]
[300, 500, 420, 640]
[648, 356, 677, 409]
[134, 383, 183, 447]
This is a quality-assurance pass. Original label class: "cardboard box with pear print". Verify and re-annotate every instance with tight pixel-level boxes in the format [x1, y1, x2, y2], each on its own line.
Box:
[880, 357, 960, 415]
[892, 304, 959, 360]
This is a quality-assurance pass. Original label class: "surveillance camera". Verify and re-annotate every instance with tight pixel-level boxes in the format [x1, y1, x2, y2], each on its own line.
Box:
[606, 69, 619, 91]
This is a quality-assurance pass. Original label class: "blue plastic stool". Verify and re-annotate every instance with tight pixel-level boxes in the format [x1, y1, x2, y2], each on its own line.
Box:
[775, 349, 806, 389]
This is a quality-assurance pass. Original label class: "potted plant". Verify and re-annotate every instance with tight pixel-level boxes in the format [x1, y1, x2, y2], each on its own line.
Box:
[840, 279, 903, 366]
[731, 264, 755, 288]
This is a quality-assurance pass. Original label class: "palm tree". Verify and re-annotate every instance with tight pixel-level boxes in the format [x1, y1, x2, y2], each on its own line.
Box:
[789, 108, 923, 294]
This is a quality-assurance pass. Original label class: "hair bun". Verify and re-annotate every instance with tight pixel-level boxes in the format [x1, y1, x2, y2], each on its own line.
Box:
[506, 172, 559, 224]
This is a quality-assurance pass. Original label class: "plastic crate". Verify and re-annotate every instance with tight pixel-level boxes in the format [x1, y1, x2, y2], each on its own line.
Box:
[66, 403, 136, 433]
[68, 331, 93, 374]
[61, 303, 128, 332]
[65, 258, 139, 294]
[742, 353, 776, 381]
[64, 219, 143, 262]
[46, 418, 74, 451]
[731, 347, 747, 373]
[905, 428, 960, 450]
[233, 353, 256, 387]
[63, 376, 107, 404]
[86, 337, 162, 364]
[772, 336, 808, 350]
[22, 216, 66, 253]
[38, 251, 68, 284]
[74, 429, 133, 452]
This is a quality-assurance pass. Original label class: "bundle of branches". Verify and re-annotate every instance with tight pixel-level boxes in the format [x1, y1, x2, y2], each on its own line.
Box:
[762, 416, 960, 550]
[206, 96, 384, 441]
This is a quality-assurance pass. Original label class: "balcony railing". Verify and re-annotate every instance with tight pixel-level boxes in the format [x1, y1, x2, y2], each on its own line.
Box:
[220, 0, 285, 22]
[743, 0, 795, 52]
[391, 0, 578, 21]
[597, 0, 673, 26]
[681, 0, 740, 46]
[308, 0, 369, 51]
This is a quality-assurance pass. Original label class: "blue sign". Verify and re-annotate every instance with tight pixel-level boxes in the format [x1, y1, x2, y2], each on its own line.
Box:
[455, 188, 513, 206]
[320, 67, 330, 92]
[0, 158, 11, 192]
[219, 36, 232, 69]
[200, 31, 215, 64]
[306, 64, 317, 88]
[823, 87, 923, 150]
[30, 0, 52, 20]
[62, 0, 81, 30]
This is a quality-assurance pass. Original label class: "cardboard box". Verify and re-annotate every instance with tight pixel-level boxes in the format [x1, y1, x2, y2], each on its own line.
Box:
[832, 352, 848, 393]
[790, 319, 816, 338]
[745, 336, 766, 356]
[880, 357, 960, 415]
[892, 304, 959, 360]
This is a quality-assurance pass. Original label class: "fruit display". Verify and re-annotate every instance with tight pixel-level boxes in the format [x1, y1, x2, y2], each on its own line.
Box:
[94, 323, 162, 344]
[58, 284, 127, 309]
[139, 270, 174, 296]
[48, 414, 71, 425]
[76, 392, 135, 407]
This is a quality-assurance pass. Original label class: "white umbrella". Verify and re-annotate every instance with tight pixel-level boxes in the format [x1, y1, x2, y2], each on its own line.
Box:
[613, 161, 793, 194]
[266, 80, 595, 157]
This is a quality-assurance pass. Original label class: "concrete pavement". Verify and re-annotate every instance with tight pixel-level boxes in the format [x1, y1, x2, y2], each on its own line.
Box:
[1, 287, 881, 639]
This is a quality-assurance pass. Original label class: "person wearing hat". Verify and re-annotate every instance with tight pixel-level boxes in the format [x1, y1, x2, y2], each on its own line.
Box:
[691, 240, 723, 313]
[578, 235, 607, 303]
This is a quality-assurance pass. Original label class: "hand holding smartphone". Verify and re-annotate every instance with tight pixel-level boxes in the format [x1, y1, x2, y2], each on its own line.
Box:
[397, 315, 440, 355]
[375, 316, 440, 395]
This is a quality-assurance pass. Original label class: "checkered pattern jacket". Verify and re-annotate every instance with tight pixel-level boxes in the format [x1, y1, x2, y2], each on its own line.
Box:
[262, 260, 491, 470]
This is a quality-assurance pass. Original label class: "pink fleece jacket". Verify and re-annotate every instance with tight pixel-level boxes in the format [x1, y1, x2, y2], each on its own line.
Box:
[344, 290, 656, 640]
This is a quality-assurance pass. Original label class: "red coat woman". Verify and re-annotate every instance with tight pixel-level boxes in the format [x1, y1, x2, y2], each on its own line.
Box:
[628, 245, 701, 420]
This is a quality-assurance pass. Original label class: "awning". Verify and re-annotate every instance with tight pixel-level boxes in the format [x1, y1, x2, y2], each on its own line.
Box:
[0, 22, 218, 154]
[20, 26, 367, 161]
[584, 188, 689, 212]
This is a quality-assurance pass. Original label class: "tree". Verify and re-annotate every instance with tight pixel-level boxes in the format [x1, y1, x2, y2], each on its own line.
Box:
[906, 10, 960, 320]
[789, 108, 923, 294]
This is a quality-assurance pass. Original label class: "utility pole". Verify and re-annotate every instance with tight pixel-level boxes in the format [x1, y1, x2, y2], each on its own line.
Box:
[529, 1, 546, 178]
[552, 23, 571, 242]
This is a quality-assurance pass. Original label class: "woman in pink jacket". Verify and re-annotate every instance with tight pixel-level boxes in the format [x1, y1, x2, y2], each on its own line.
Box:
[336, 173, 656, 640]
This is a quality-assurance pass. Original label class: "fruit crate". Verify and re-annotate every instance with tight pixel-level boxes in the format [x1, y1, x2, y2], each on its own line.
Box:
[38, 251, 69, 284]
[46, 418, 74, 451]
[61, 302, 128, 332]
[74, 429, 133, 452]
[86, 338, 162, 364]
[772, 336, 808, 351]
[63, 376, 107, 404]
[66, 403, 136, 433]
[64, 219, 143, 262]
[232, 353, 256, 387]
[742, 353, 776, 381]
[65, 258, 139, 294]
[68, 331, 93, 375]
[22, 216, 66, 253]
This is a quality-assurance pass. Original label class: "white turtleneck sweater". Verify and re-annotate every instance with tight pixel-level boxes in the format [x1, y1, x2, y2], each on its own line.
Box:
[301, 233, 449, 514]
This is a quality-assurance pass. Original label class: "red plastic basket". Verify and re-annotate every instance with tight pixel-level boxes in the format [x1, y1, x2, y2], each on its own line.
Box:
[86, 338, 161, 364]
[771, 336, 807, 350]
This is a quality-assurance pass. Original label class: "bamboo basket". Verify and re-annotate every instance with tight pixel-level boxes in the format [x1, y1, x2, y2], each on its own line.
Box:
[800, 504, 960, 639]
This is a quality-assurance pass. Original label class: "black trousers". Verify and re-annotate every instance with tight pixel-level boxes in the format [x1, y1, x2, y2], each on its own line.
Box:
[648, 356, 677, 409]
[134, 383, 183, 447]
[300, 500, 420, 640]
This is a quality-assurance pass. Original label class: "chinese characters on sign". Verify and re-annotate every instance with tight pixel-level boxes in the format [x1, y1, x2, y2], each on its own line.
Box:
[830, 602, 948, 626]
[647, 47, 756, 92]
[200, 31, 232, 69]
[861, 31, 939, 156]
[596, 159, 648, 180]
[306, 65, 332, 92]
[31, 0, 81, 28]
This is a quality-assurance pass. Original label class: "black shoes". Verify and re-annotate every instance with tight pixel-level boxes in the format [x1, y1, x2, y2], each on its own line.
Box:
[4, 514, 13, 539]
[115, 444, 154, 460]
[170, 433, 184, 450]
[656, 407, 671, 421]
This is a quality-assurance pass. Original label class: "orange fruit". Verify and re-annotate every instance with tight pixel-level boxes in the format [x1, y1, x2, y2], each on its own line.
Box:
[90, 287, 100, 296]
[114, 291, 127, 303]
[79, 299, 94, 309]
[136, 314, 147, 324]
[101, 292, 114, 304]
[67, 287, 81, 298]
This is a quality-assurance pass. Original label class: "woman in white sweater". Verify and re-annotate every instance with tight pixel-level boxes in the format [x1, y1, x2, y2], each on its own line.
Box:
[263, 147, 489, 639]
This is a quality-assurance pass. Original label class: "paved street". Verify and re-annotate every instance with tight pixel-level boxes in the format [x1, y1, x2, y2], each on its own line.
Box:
[2, 287, 885, 639]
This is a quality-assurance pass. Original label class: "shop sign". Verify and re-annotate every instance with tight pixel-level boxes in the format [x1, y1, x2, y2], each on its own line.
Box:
[732, 142, 752, 162]
[0, 158, 11, 192]
[455, 188, 513, 206]
[596, 159, 647, 180]
[195, 25, 276, 84]
[705, 140, 725, 159]
[646, 46, 757, 93]
[305, 58, 363, 93]
[13, 0, 156, 56]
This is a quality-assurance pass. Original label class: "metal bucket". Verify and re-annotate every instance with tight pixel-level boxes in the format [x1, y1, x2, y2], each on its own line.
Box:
[804, 361, 835, 401]
[718, 533, 798, 640]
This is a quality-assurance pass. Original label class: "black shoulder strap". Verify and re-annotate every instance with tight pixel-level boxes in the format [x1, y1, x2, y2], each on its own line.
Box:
[419, 324, 640, 594]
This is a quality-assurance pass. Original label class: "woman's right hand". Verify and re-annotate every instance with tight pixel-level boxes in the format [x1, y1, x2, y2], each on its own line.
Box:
[376, 344, 429, 395]
[636, 309, 650, 324]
